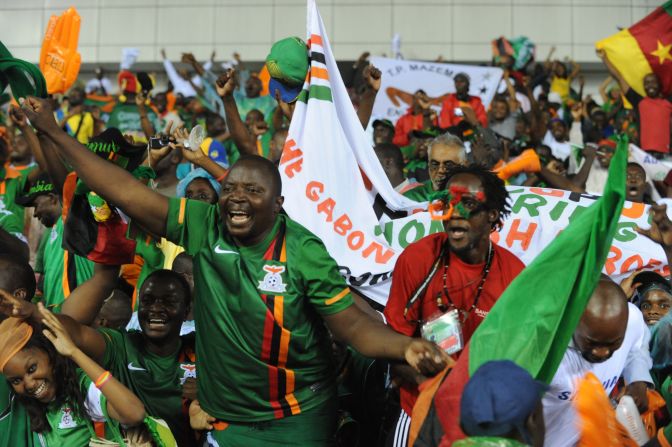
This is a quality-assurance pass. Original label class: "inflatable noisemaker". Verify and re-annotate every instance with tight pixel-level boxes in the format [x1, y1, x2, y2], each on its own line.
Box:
[40, 7, 81, 94]
[493, 148, 541, 180]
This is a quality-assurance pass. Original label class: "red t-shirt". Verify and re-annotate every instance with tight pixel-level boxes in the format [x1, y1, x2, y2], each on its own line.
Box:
[393, 108, 437, 147]
[383, 233, 524, 415]
[438, 94, 488, 128]
[626, 90, 672, 154]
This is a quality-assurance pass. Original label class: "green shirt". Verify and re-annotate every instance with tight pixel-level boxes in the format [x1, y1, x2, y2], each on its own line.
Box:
[0, 169, 28, 240]
[43, 370, 121, 447]
[166, 198, 353, 421]
[99, 329, 196, 446]
[0, 380, 36, 447]
[132, 234, 166, 311]
[402, 179, 434, 202]
[106, 103, 161, 142]
[42, 217, 94, 312]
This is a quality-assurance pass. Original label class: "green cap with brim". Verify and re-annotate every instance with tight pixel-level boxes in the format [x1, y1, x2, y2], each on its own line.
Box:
[16, 174, 56, 207]
[0, 41, 47, 102]
[373, 119, 395, 131]
[265, 37, 309, 87]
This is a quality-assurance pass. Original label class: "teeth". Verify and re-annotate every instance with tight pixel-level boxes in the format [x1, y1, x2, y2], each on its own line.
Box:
[149, 319, 166, 324]
[32, 382, 46, 397]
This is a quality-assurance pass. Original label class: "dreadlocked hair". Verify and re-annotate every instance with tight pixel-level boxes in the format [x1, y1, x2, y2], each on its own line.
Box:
[13, 331, 87, 433]
[442, 163, 511, 230]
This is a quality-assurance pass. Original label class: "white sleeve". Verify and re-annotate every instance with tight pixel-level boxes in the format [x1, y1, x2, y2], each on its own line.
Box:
[163, 59, 197, 97]
[623, 306, 654, 385]
[568, 121, 583, 147]
[85, 79, 99, 94]
[85, 382, 106, 422]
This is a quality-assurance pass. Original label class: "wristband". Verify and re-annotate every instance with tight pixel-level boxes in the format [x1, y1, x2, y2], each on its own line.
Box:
[94, 371, 112, 389]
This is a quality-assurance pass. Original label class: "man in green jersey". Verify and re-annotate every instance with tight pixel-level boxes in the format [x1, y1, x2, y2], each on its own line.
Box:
[16, 174, 94, 312]
[22, 95, 447, 446]
[0, 255, 39, 447]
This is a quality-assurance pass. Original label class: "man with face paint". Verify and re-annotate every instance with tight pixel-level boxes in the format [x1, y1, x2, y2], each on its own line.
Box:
[384, 163, 525, 447]
[542, 278, 653, 447]
[438, 73, 488, 129]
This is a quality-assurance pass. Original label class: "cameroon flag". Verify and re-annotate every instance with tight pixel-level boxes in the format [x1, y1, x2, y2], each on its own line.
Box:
[415, 136, 627, 445]
[596, 1, 672, 96]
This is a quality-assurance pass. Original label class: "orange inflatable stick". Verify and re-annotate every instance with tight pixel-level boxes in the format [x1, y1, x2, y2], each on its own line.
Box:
[40, 7, 81, 94]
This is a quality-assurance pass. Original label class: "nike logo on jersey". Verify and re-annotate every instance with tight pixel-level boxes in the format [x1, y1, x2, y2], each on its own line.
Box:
[127, 362, 147, 372]
[214, 245, 239, 255]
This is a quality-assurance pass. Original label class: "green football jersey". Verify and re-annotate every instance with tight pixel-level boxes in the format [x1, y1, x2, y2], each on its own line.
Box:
[132, 234, 166, 311]
[0, 170, 27, 240]
[106, 103, 161, 142]
[0, 380, 37, 447]
[166, 198, 353, 422]
[41, 217, 94, 312]
[402, 179, 433, 202]
[99, 329, 196, 446]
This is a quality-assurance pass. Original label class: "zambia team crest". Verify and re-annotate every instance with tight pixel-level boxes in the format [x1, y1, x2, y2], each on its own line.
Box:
[59, 406, 77, 429]
[179, 364, 197, 385]
[258, 265, 287, 294]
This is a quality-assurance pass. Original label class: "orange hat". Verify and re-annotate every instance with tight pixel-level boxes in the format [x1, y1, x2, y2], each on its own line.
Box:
[0, 317, 33, 372]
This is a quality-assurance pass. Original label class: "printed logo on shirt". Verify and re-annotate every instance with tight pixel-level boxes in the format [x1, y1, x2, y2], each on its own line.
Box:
[49, 227, 58, 243]
[127, 362, 147, 372]
[258, 265, 287, 294]
[214, 244, 238, 255]
[59, 407, 77, 429]
[0, 199, 11, 217]
[555, 376, 619, 401]
[179, 363, 197, 385]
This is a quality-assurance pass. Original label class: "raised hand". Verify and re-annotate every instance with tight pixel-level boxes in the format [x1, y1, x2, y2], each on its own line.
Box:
[363, 64, 382, 92]
[0, 289, 35, 320]
[404, 339, 449, 376]
[40, 7, 81, 94]
[181, 52, 197, 66]
[637, 204, 672, 250]
[9, 106, 28, 128]
[189, 400, 215, 430]
[215, 69, 236, 98]
[20, 96, 58, 134]
[39, 303, 79, 358]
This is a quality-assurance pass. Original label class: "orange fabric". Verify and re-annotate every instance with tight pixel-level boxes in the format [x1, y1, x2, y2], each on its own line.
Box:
[0, 317, 33, 371]
[166, 91, 177, 112]
[642, 389, 666, 438]
[393, 109, 436, 147]
[212, 421, 229, 431]
[439, 94, 488, 128]
[409, 363, 454, 447]
[62, 250, 71, 296]
[658, 428, 672, 447]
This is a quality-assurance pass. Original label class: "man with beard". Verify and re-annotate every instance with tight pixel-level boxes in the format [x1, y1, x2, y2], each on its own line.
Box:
[403, 133, 467, 202]
[542, 278, 652, 447]
[20, 95, 448, 446]
[15, 174, 93, 312]
[385, 163, 525, 447]
[439, 73, 487, 129]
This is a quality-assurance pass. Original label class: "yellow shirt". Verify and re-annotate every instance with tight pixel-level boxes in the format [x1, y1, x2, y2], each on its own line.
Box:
[550, 77, 570, 103]
[65, 113, 95, 144]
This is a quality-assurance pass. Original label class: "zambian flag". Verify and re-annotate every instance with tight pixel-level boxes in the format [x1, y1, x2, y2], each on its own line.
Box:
[413, 137, 627, 445]
[596, 1, 672, 96]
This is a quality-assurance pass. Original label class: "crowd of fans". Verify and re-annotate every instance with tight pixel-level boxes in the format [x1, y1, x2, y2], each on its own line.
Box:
[0, 24, 671, 447]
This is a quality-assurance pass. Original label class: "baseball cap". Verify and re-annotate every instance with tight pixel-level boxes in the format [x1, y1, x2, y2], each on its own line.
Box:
[633, 271, 672, 307]
[269, 77, 302, 103]
[460, 360, 547, 440]
[373, 119, 395, 131]
[15, 174, 57, 207]
[266, 37, 309, 87]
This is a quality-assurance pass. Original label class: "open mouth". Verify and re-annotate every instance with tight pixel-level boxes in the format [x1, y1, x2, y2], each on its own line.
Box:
[228, 210, 252, 225]
[30, 381, 48, 400]
[646, 317, 660, 325]
[627, 186, 640, 196]
[147, 318, 168, 329]
[447, 224, 469, 240]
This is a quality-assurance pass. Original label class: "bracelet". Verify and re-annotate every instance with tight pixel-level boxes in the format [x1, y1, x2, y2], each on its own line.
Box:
[94, 371, 112, 389]
[215, 173, 227, 182]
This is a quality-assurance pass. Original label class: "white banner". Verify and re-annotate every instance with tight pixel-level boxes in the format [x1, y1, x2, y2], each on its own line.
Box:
[370, 57, 503, 124]
[281, 1, 668, 307]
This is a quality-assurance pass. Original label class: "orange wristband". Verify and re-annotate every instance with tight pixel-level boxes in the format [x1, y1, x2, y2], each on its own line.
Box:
[94, 371, 112, 389]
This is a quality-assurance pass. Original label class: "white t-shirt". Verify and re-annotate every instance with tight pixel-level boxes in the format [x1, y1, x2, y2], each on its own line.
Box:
[542, 303, 653, 447]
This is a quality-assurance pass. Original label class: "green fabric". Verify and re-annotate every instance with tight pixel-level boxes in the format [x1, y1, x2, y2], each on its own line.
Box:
[233, 92, 277, 122]
[132, 234, 166, 311]
[165, 198, 353, 421]
[400, 144, 416, 161]
[208, 396, 337, 447]
[143, 416, 178, 447]
[266, 37, 309, 86]
[43, 370, 123, 447]
[41, 217, 95, 313]
[0, 380, 36, 446]
[0, 170, 28, 237]
[106, 102, 160, 141]
[453, 437, 527, 447]
[402, 179, 433, 202]
[99, 329, 195, 446]
[0, 41, 47, 101]
[468, 135, 628, 383]
[34, 228, 50, 274]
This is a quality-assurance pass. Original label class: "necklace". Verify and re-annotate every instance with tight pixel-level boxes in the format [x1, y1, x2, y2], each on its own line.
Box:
[436, 241, 493, 323]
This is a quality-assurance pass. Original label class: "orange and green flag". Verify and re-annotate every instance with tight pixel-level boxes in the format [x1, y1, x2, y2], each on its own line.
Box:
[596, 1, 672, 96]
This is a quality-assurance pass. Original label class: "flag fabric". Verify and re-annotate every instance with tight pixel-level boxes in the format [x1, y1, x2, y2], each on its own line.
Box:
[428, 136, 627, 445]
[596, 1, 672, 96]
